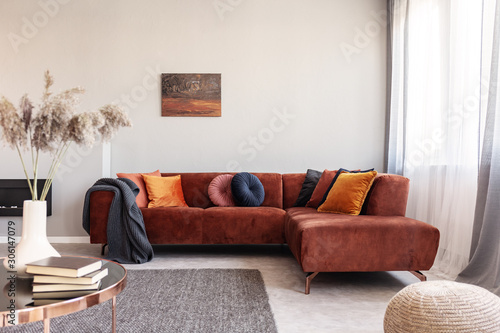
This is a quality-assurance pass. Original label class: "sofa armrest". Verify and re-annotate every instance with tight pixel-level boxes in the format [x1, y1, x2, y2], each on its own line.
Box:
[88, 191, 114, 244]
[361, 174, 410, 216]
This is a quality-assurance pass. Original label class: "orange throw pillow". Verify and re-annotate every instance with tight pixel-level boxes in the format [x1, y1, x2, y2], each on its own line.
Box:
[142, 174, 188, 208]
[317, 171, 377, 215]
[116, 170, 161, 208]
[305, 170, 338, 208]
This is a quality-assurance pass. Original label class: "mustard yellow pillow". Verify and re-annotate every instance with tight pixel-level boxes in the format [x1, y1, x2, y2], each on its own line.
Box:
[142, 174, 188, 208]
[317, 171, 377, 215]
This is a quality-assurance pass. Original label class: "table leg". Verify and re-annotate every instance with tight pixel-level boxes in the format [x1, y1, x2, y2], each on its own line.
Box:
[112, 296, 116, 333]
[44, 318, 50, 332]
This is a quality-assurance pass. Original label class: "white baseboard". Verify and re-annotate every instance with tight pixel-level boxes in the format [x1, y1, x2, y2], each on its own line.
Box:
[0, 236, 90, 243]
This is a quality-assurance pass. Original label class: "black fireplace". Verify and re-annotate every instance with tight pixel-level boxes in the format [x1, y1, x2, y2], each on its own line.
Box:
[0, 179, 52, 216]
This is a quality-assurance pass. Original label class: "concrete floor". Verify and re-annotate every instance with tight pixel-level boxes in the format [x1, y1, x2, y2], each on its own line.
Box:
[43, 243, 443, 333]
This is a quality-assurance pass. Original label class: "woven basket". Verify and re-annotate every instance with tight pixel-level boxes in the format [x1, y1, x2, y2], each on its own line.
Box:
[384, 280, 500, 332]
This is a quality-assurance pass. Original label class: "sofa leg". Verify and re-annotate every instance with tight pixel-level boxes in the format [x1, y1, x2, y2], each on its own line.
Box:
[410, 270, 427, 282]
[101, 243, 108, 256]
[305, 272, 319, 295]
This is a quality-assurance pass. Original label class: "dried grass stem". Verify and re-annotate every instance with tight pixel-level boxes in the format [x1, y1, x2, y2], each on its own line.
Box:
[0, 70, 131, 201]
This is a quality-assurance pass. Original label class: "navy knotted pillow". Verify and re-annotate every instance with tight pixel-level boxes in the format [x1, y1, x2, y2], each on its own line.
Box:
[231, 172, 265, 207]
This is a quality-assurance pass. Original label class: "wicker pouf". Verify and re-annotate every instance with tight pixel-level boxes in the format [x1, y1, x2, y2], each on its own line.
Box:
[384, 280, 500, 332]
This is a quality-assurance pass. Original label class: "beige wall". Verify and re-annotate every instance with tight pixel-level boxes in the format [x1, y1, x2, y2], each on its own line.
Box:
[0, 0, 387, 238]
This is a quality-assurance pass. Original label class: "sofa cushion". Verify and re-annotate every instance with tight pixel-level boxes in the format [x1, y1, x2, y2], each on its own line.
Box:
[142, 174, 188, 208]
[203, 207, 286, 244]
[141, 207, 204, 244]
[318, 171, 377, 215]
[293, 169, 322, 207]
[116, 169, 161, 208]
[361, 174, 410, 216]
[231, 172, 265, 207]
[208, 174, 235, 207]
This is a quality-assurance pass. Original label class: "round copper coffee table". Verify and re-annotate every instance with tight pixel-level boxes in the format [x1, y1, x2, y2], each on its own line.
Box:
[0, 256, 126, 332]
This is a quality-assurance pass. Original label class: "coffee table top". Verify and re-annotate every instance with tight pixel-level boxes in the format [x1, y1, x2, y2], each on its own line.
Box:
[0, 256, 127, 326]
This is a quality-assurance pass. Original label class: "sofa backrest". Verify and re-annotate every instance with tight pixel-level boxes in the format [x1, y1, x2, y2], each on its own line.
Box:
[360, 173, 409, 216]
[157, 172, 409, 214]
[282, 173, 306, 209]
[281, 172, 410, 216]
[161, 173, 283, 209]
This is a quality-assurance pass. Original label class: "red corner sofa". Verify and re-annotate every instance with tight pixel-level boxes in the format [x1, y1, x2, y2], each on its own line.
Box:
[87, 172, 440, 294]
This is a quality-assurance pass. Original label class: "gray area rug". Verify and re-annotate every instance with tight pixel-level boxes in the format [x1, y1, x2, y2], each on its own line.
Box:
[3, 269, 278, 333]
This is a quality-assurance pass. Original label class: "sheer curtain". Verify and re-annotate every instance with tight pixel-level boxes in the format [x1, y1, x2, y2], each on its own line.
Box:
[386, 0, 486, 278]
[457, 0, 500, 295]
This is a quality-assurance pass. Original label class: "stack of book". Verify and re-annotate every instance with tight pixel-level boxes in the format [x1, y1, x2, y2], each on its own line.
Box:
[26, 256, 108, 306]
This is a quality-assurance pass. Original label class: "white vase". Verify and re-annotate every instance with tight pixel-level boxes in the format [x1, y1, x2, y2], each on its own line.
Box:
[3, 200, 60, 277]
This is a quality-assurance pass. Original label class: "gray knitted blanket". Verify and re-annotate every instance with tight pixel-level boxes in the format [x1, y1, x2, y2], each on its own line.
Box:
[82, 178, 153, 264]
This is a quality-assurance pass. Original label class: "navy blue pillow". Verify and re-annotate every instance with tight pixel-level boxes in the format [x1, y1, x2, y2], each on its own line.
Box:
[231, 172, 265, 207]
[294, 169, 322, 207]
[318, 168, 375, 207]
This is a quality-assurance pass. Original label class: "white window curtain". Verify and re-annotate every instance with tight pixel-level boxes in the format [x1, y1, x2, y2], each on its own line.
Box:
[457, 0, 500, 295]
[386, 0, 492, 278]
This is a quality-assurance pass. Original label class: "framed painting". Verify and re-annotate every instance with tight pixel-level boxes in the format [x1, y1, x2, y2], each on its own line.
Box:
[161, 73, 221, 117]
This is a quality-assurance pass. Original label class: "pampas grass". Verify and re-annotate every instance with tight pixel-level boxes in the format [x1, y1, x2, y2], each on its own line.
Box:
[0, 70, 131, 201]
